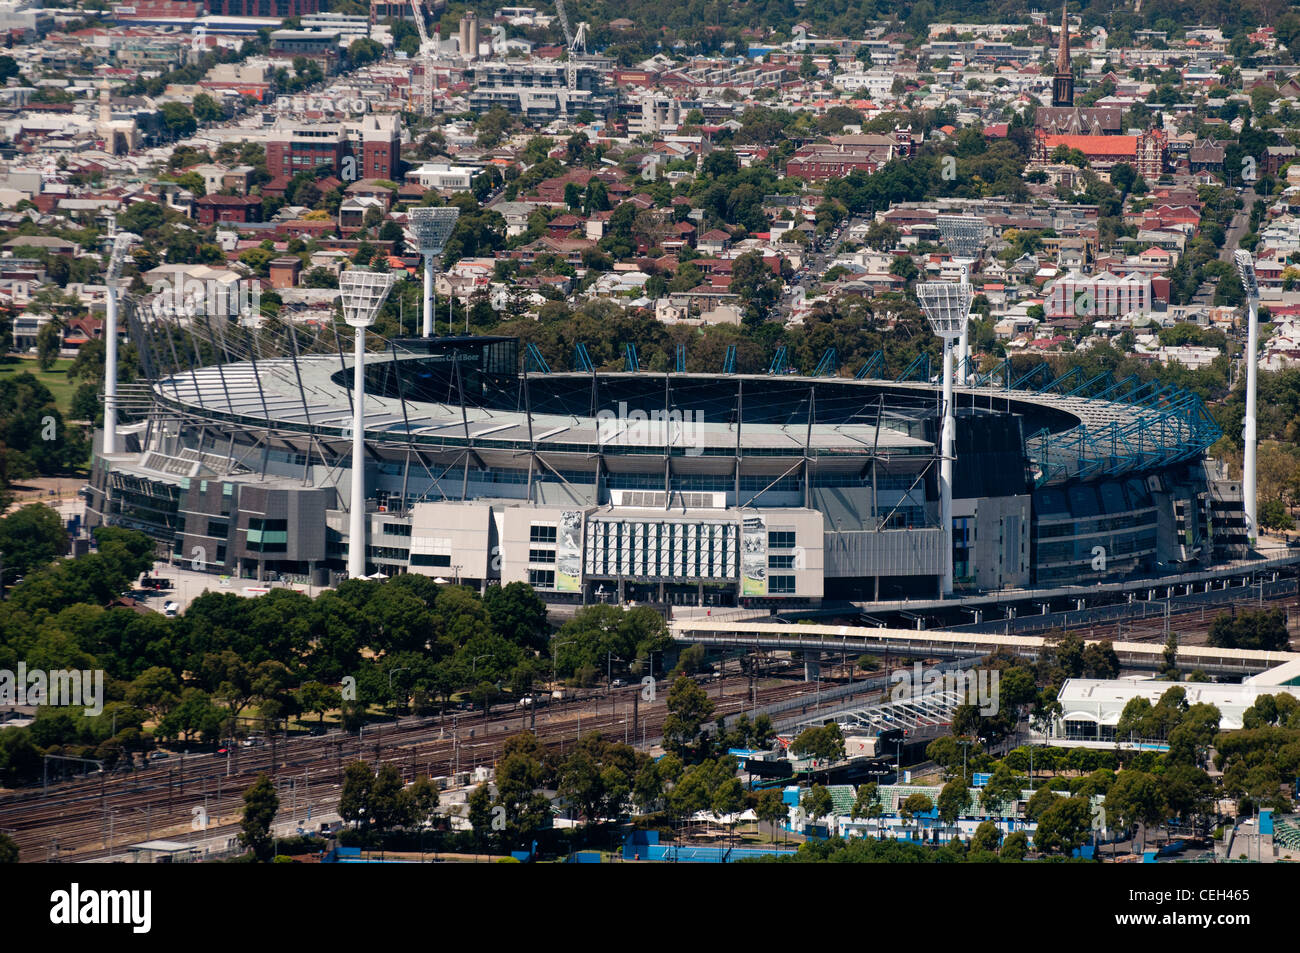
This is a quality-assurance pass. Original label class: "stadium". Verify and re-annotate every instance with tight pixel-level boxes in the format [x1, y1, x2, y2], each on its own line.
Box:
[84, 309, 1246, 607]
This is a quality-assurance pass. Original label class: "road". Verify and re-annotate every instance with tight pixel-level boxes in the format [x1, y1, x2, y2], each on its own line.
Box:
[1220, 185, 1257, 263]
[779, 214, 867, 317]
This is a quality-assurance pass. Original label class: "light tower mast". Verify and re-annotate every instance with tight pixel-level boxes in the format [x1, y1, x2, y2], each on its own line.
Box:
[1235, 250, 1259, 549]
[936, 214, 984, 384]
[102, 231, 137, 455]
[339, 269, 396, 578]
[918, 280, 974, 596]
[408, 206, 460, 338]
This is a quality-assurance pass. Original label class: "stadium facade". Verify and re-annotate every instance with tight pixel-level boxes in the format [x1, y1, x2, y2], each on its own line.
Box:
[85, 332, 1246, 606]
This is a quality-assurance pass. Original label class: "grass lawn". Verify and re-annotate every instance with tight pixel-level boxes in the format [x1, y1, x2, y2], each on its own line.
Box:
[0, 355, 79, 415]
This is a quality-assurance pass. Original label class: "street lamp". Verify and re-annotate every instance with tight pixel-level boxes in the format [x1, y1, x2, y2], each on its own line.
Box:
[102, 230, 138, 455]
[1234, 249, 1259, 549]
[388, 667, 409, 721]
[917, 280, 975, 597]
[552, 640, 575, 685]
[339, 269, 396, 580]
[936, 215, 984, 383]
[408, 207, 460, 338]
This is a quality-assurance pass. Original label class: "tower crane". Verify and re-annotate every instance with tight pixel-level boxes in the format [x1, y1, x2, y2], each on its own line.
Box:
[555, 0, 588, 92]
[410, 0, 437, 115]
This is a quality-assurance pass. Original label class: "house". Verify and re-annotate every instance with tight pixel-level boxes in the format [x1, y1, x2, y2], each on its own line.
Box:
[196, 195, 261, 225]
[697, 229, 732, 255]
[268, 257, 302, 289]
[338, 195, 386, 235]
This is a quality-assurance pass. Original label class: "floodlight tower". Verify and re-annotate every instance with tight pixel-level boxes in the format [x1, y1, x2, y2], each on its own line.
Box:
[936, 215, 984, 383]
[409, 207, 460, 338]
[102, 231, 137, 455]
[339, 269, 396, 578]
[1235, 250, 1259, 549]
[918, 280, 975, 596]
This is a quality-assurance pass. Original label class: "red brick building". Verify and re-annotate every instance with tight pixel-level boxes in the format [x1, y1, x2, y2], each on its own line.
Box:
[196, 195, 261, 225]
[266, 123, 351, 179]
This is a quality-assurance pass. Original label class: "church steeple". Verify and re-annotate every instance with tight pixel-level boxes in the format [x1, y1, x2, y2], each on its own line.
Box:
[1052, 4, 1074, 107]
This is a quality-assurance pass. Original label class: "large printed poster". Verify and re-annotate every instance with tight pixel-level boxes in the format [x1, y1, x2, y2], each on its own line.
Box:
[556, 510, 583, 593]
[740, 514, 767, 597]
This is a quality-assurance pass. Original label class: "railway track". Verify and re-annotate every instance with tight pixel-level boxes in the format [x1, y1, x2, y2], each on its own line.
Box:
[0, 674, 817, 863]
[7, 593, 1296, 863]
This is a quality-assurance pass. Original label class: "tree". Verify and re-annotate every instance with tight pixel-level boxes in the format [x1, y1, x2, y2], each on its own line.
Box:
[1208, 609, 1290, 651]
[970, 819, 1000, 854]
[730, 250, 781, 326]
[0, 832, 17, 863]
[755, 787, 788, 839]
[1000, 830, 1029, 861]
[483, 582, 548, 652]
[467, 782, 494, 843]
[662, 675, 715, 760]
[192, 93, 224, 123]
[403, 776, 440, 829]
[126, 667, 181, 720]
[1033, 795, 1091, 856]
[367, 763, 411, 832]
[294, 680, 341, 723]
[239, 773, 279, 861]
[801, 783, 834, 826]
[1107, 769, 1165, 853]
[348, 37, 383, 66]
[339, 760, 374, 826]
[1260, 498, 1294, 531]
[36, 321, 60, 370]
[493, 732, 552, 848]
[159, 101, 197, 140]
[791, 723, 845, 762]
[0, 504, 67, 581]
[937, 777, 972, 825]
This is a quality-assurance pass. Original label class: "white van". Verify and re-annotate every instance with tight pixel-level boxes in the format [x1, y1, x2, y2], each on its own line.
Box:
[162, 601, 180, 617]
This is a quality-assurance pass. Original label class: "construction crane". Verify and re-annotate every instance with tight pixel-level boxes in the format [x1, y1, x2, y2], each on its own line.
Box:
[554, 0, 588, 92]
[410, 0, 437, 115]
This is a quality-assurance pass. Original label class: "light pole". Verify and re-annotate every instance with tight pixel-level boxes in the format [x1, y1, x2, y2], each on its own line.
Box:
[101, 230, 137, 455]
[388, 667, 409, 721]
[339, 269, 396, 580]
[918, 281, 974, 596]
[936, 215, 984, 383]
[1234, 250, 1259, 549]
[408, 207, 460, 338]
[551, 640, 575, 686]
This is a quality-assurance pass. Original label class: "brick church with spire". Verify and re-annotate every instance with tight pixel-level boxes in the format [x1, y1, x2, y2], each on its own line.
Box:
[1036, 6, 1122, 135]
[1031, 6, 1166, 180]
[1052, 3, 1074, 107]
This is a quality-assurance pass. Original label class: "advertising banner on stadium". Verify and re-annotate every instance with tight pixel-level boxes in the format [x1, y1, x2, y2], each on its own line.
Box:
[556, 510, 582, 593]
[741, 514, 767, 597]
